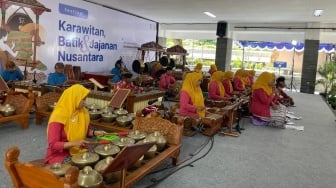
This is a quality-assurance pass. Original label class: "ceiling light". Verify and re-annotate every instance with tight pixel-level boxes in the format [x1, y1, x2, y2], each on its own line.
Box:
[204, 12, 216, 18]
[313, 9, 324, 17]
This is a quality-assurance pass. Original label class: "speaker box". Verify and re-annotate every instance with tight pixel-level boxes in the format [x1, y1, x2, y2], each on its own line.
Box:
[216, 22, 227, 37]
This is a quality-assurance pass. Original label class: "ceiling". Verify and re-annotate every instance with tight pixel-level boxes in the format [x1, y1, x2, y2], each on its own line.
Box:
[84, 0, 336, 43]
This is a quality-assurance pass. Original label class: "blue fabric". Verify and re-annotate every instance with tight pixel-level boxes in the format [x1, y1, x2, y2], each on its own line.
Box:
[238, 40, 335, 53]
[111, 67, 121, 83]
[47, 72, 67, 86]
[0, 69, 24, 82]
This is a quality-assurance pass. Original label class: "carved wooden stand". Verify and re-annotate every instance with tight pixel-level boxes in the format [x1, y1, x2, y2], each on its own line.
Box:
[201, 113, 223, 137]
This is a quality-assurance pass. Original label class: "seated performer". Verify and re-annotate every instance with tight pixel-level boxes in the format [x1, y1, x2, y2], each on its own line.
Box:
[0, 61, 23, 87]
[111, 59, 124, 83]
[208, 64, 218, 76]
[159, 66, 176, 98]
[47, 62, 67, 86]
[179, 72, 205, 118]
[194, 63, 203, 73]
[113, 72, 143, 93]
[275, 76, 294, 106]
[222, 71, 235, 97]
[233, 69, 246, 92]
[247, 70, 256, 86]
[45, 84, 106, 164]
[208, 71, 231, 100]
[250, 72, 288, 128]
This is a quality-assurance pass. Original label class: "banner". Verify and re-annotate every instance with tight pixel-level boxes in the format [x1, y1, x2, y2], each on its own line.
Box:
[0, 0, 157, 82]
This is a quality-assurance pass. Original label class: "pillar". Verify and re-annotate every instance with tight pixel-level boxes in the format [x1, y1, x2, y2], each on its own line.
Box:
[300, 23, 320, 94]
[215, 37, 232, 71]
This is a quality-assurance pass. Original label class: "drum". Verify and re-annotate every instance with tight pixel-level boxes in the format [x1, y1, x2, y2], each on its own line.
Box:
[145, 61, 163, 79]
[132, 59, 148, 74]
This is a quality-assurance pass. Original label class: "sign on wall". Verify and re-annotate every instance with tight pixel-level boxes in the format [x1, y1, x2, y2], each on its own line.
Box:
[0, 0, 157, 82]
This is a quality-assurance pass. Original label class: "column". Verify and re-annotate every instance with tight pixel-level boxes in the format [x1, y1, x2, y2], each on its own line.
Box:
[300, 23, 320, 94]
[215, 37, 232, 71]
[215, 22, 232, 71]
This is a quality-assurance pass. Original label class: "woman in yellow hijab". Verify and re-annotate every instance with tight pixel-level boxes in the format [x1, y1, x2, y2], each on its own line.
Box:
[233, 69, 246, 91]
[208, 64, 218, 75]
[179, 72, 205, 117]
[194, 63, 203, 73]
[250, 72, 287, 128]
[223, 71, 234, 97]
[45, 84, 106, 164]
[208, 71, 230, 100]
[247, 70, 256, 85]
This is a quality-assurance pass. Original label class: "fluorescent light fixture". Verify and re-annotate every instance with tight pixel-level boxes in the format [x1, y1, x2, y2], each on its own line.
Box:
[204, 11, 216, 18]
[313, 9, 324, 17]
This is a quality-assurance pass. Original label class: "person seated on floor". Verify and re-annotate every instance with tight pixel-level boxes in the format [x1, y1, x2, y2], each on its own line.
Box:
[208, 71, 231, 100]
[47, 62, 67, 86]
[222, 70, 236, 98]
[159, 66, 176, 98]
[111, 58, 125, 83]
[208, 64, 218, 76]
[247, 69, 256, 86]
[45, 84, 106, 164]
[275, 76, 295, 107]
[0, 61, 23, 87]
[113, 72, 143, 93]
[194, 63, 203, 73]
[250, 72, 288, 128]
[233, 69, 246, 92]
[179, 72, 205, 118]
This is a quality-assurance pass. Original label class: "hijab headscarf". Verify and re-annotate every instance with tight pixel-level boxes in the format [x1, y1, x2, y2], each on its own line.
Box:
[210, 71, 225, 97]
[209, 64, 218, 75]
[223, 71, 234, 93]
[48, 84, 90, 142]
[252, 72, 274, 96]
[194, 63, 203, 73]
[181, 72, 205, 117]
[234, 69, 247, 87]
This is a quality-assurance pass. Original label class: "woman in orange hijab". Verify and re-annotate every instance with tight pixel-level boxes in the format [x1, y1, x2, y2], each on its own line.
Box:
[208, 71, 231, 100]
[250, 72, 287, 128]
[179, 72, 205, 118]
[45, 84, 106, 164]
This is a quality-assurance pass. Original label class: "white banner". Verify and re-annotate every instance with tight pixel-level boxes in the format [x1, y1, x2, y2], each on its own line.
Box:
[0, 0, 156, 82]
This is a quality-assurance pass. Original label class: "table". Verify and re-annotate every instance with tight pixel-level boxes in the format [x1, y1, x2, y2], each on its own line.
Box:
[83, 72, 114, 86]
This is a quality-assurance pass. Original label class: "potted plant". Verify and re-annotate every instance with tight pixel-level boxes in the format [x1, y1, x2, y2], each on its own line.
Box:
[316, 61, 336, 100]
